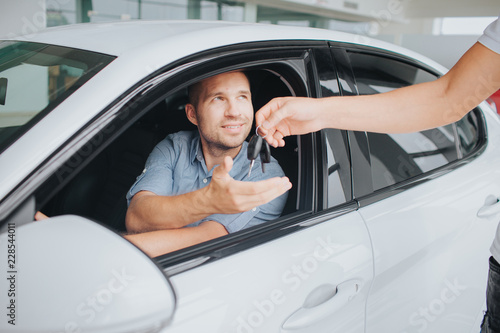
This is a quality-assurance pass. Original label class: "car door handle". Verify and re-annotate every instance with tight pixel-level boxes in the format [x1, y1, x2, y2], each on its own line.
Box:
[281, 280, 361, 330]
[477, 195, 500, 218]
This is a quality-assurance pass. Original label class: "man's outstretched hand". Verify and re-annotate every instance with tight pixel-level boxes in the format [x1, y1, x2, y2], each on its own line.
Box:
[255, 97, 326, 147]
[204, 156, 292, 214]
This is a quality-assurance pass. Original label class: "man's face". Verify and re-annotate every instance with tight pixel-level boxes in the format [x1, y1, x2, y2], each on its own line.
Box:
[186, 71, 253, 153]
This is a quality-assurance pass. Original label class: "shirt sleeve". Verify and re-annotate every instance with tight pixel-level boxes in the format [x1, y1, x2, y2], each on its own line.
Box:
[197, 157, 288, 233]
[478, 14, 500, 54]
[126, 137, 176, 206]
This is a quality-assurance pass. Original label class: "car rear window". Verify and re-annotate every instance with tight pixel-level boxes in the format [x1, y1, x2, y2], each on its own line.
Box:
[0, 41, 115, 153]
[347, 51, 483, 191]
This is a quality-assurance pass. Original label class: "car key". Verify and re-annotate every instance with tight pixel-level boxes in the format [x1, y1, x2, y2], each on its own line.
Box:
[259, 138, 271, 173]
[247, 133, 262, 177]
[248, 126, 271, 177]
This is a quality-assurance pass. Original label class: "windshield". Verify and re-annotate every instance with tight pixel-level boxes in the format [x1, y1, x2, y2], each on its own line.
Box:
[0, 41, 115, 153]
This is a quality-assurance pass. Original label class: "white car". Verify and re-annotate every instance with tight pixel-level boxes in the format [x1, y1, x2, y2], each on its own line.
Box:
[1, 20, 499, 333]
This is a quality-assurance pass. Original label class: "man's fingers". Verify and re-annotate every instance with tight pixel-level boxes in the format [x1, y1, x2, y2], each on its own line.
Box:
[213, 156, 234, 180]
[273, 130, 285, 147]
[246, 176, 291, 194]
[248, 177, 292, 206]
[232, 176, 292, 207]
[256, 98, 294, 148]
[222, 155, 233, 173]
[34, 211, 49, 221]
[256, 98, 287, 134]
[209, 157, 291, 213]
[265, 131, 285, 148]
[254, 99, 274, 133]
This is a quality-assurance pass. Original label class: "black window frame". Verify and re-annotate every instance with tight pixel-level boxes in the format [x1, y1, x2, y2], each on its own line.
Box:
[312, 47, 354, 212]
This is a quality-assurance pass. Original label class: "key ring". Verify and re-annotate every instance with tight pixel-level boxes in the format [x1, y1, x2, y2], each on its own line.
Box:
[256, 125, 267, 138]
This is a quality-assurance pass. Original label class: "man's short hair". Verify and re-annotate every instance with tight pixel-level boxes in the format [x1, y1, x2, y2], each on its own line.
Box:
[187, 80, 202, 107]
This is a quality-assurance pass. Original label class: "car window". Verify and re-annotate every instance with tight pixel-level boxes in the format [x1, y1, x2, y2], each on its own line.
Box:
[347, 51, 463, 191]
[367, 127, 458, 190]
[0, 41, 115, 153]
[456, 110, 482, 156]
[347, 51, 437, 94]
[35, 57, 311, 259]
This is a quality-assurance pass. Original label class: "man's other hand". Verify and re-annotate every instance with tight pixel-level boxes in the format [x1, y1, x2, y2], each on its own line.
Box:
[205, 156, 291, 214]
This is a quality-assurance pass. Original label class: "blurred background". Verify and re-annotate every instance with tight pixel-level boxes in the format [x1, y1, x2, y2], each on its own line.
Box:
[0, 0, 497, 70]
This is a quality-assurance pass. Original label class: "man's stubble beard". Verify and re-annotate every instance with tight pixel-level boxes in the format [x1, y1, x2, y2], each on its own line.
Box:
[199, 124, 252, 158]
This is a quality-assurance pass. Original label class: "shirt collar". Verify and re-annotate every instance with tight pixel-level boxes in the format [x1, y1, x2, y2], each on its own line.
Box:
[189, 131, 248, 176]
[190, 131, 203, 164]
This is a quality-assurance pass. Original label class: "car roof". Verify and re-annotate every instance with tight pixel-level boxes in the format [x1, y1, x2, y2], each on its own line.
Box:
[4, 20, 445, 71]
[6, 20, 351, 55]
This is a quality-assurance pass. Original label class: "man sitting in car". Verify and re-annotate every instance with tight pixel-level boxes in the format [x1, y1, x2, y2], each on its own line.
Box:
[123, 71, 291, 257]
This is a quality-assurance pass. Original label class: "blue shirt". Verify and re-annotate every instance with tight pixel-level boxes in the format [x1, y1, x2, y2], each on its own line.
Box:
[126, 130, 288, 233]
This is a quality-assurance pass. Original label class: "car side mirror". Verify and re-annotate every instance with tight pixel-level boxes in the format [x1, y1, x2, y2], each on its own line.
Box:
[0, 77, 7, 105]
[0, 216, 176, 332]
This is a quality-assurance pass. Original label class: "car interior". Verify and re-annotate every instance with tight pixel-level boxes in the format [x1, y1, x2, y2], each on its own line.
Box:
[36, 68, 300, 236]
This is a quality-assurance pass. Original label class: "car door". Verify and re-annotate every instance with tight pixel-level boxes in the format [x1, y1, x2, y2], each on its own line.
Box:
[340, 47, 500, 332]
[148, 44, 373, 333]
